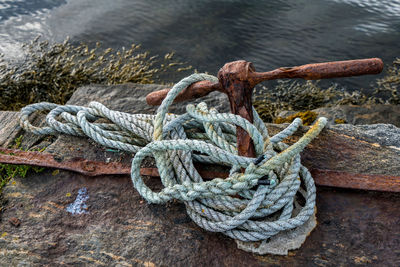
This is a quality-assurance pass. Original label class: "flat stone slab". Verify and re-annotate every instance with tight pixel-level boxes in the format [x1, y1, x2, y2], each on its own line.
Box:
[279, 104, 400, 127]
[314, 104, 400, 127]
[0, 111, 22, 148]
[0, 83, 399, 266]
[67, 83, 230, 114]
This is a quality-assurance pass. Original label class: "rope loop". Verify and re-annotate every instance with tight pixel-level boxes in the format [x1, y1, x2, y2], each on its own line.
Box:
[19, 73, 327, 242]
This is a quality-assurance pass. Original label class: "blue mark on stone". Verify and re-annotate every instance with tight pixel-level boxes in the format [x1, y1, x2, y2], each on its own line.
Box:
[66, 187, 89, 215]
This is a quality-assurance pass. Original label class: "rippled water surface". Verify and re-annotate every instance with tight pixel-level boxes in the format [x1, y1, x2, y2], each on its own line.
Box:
[0, 0, 399, 90]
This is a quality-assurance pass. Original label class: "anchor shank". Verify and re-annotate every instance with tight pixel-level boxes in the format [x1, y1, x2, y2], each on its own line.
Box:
[251, 58, 383, 83]
[218, 60, 257, 158]
[146, 80, 221, 106]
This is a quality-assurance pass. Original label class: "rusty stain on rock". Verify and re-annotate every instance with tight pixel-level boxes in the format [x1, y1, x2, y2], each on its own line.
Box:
[81, 161, 96, 172]
[8, 217, 21, 227]
[1, 137, 399, 192]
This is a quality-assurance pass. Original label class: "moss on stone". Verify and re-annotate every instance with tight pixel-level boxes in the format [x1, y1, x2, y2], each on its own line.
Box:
[334, 118, 346, 124]
[0, 135, 45, 194]
[274, 111, 318, 126]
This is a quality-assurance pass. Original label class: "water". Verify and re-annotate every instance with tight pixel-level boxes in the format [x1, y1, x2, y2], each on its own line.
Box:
[0, 0, 399, 91]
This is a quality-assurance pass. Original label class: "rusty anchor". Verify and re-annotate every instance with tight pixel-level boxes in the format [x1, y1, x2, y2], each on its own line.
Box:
[146, 58, 384, 158]
[2, 58, 399, 193]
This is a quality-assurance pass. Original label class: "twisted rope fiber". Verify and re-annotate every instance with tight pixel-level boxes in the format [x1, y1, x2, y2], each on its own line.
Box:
[19, 73, 327, 242]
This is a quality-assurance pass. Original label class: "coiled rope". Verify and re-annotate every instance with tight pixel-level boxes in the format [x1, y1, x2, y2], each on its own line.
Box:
[19, 73, 327, 242]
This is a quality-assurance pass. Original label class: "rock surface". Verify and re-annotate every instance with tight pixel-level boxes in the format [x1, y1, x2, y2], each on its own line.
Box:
[67, 83, 230, 114]
[0, 83, 399, 266]
[237, 208, 317, 256]
[268, 122, 400, 192]
[279, 104, 400, 127]
[330, 123, 400, 148]
[314, 104, 400, 127]
[0, 112, 21, 148]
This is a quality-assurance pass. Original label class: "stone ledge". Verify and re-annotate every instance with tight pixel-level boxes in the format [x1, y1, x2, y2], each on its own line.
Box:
[0, 83, 399, 266]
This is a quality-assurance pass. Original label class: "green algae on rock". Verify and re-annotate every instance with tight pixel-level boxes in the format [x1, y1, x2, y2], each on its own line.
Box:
[0, 136, 45, 194]
[274, 111, 318, 126]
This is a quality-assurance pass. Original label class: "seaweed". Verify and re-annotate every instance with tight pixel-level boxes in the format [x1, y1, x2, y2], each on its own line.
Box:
[375, 58, 400, 105]
[274, 111, 318, 126]
[0, 37, 190, 110]
[253, 80, 369, 122]
[254, 58, 400, 122]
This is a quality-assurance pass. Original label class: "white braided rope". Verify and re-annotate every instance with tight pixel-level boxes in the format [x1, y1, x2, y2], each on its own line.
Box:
[19, 73, 327, 242]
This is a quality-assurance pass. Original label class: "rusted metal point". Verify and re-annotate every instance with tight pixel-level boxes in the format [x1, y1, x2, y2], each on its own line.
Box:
[146, 58, 384, 158]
